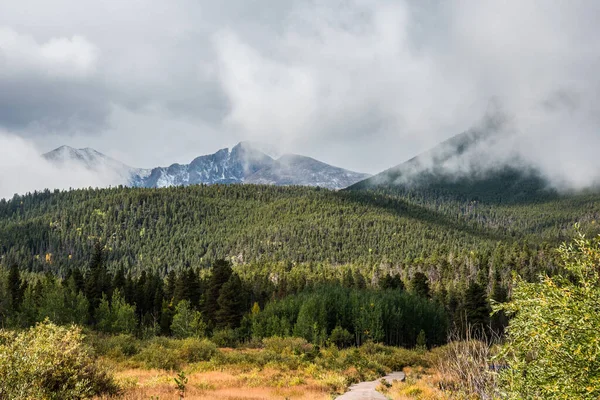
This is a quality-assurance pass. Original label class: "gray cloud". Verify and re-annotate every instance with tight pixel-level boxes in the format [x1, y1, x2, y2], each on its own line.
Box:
[0, 0, 599, 191]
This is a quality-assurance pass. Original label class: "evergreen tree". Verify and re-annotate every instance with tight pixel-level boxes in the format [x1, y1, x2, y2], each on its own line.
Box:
[7, 264, 24, 312]
[215, 274, 244, 329]
[342, 269, 354, 288]
[112, 267, 126, 293]
[490, 277, 509, 336]
[380, 273, 405, 290]
[70, 268, 85, 294]
[164, 270, 177, 301]
[85, 241, 107, 321]
[411, 272, 430, 299]
[353, 270, 366, 289]
[186, 268, 202, 308]
[204, 259, 233, 323]
[464, 282, 491, 336]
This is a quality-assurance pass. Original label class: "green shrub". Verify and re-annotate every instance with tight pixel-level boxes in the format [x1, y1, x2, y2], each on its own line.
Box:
[0, 321, 119, 400]
[262, 336, 312, 355]
[212, 328, 239, 347]
[329, 326, 354, 348]
[498, 233, 600, 399]
[92, 333, 141, 359]
[179, 338, 219, 363]
[135, 339, 181, 370]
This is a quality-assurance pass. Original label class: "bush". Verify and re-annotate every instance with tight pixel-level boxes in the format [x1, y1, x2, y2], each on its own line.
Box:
[498, 233, 600, 399]
[212, 328, 239, 348]
[0, 321, 119, 400]
[134, 338, 182, 370]
[263, 336, 312, 355]
[91, 333, 141, 359]
[179, 338, 219, 363]
[329, 326, 354, 348]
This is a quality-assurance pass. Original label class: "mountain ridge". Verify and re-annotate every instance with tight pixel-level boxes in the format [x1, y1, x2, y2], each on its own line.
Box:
[347, 130, 562, 204]
[43, 142, 370, 190]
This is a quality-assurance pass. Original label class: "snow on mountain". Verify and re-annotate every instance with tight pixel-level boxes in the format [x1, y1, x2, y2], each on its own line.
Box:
[134, 142, 274, 188]
[43, 143, 370, 190]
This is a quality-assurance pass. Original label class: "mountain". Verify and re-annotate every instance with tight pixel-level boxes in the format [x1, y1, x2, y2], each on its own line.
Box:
[245, 154, 371, 189]
[43, 142, 369, 190]
[42, 145, 150, 183]
[347, 131, 557, 204]
[133, 142, 274, 187]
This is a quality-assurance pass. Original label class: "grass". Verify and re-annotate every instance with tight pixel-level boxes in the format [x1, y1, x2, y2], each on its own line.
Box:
[91, 335, 432, 400]
[99, 368, 332, 399]
[376, 367, 448, 400]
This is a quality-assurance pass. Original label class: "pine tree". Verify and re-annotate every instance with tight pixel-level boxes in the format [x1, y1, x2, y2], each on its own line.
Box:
[215, 274, 244, 329]
[165, 270, 177, 301]
[186, 268, 201, 309]
[464, 282, 491, 336]
[490, 276, 509, 336]
[380, 273, 405, 290]
[7, 264, 24, 312]
[70, 268, 85, 294]
[85, 241, 107, 321]
[112, 267, 126, 293]
[411, 272, 430, 298]
[160, 299, 175, 336]
[204, 259, 233, 324]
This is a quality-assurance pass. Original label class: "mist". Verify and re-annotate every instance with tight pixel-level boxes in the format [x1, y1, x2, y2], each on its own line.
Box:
[0, 0, 599, 193]
[0, 132, 124, 199]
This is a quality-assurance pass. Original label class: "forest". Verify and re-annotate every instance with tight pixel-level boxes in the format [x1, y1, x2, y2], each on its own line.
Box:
[1, 183, 600, 399]
[1, 183, 599, 337]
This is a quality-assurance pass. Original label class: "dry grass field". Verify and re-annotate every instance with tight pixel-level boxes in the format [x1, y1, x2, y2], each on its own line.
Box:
[104, 368, 332, 399]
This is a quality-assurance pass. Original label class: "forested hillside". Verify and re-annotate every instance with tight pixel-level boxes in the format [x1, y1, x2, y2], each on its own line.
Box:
[1, 184, 599, 282]
[1, 183, 599, 343]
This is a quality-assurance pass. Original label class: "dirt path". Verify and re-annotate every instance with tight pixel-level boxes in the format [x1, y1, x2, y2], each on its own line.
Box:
[335, 371, 406, 400]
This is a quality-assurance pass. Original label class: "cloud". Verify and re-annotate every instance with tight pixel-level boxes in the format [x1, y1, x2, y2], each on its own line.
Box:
[0, 27, 97, 77]
[213, 0, 600, 187]
[0, 131, 123, 199]
[0, 0, 599, 190]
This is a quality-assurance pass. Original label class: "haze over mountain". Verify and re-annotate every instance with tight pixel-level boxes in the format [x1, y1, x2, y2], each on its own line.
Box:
[245, 154, 370, 189]
[42, 142, 370, 191]
[347, 129, 587, 204]
[42, 145, 150, 184]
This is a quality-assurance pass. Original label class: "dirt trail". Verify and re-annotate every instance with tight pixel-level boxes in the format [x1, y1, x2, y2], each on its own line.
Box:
[335, 371, 405, 400]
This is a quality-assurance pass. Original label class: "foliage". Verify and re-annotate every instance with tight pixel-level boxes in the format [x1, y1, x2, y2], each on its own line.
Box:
[96, 289, 137, 334]
[498, 232, 600, 399]
[0, 320, 119, 400]
[252, 285, 448, 347]
[134, 337, 183, 370]
[174, 370, 188, 399]
[170, 300, 207, 339]
[178, 338, 219, 363]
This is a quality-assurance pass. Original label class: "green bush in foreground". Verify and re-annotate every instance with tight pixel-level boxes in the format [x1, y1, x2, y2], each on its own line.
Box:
[0, 320, 119, 400]
[499, 231, 600, 399]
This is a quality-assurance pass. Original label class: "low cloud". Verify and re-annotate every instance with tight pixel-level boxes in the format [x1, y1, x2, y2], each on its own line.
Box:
[0, 131, 123, 199]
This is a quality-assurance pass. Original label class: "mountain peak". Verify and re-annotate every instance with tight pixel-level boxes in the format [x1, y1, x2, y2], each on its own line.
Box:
[41, 143, 370, 190]
[347, 130, 554, 203]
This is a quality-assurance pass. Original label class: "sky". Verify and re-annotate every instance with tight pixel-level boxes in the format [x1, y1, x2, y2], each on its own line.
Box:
[0, 0, 599, 194]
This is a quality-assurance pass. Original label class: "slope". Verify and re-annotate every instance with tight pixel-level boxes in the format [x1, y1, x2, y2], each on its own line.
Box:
[245, 154, 371, 190]
[1, 184, 599, 283]
[348, 130, 557, 204]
